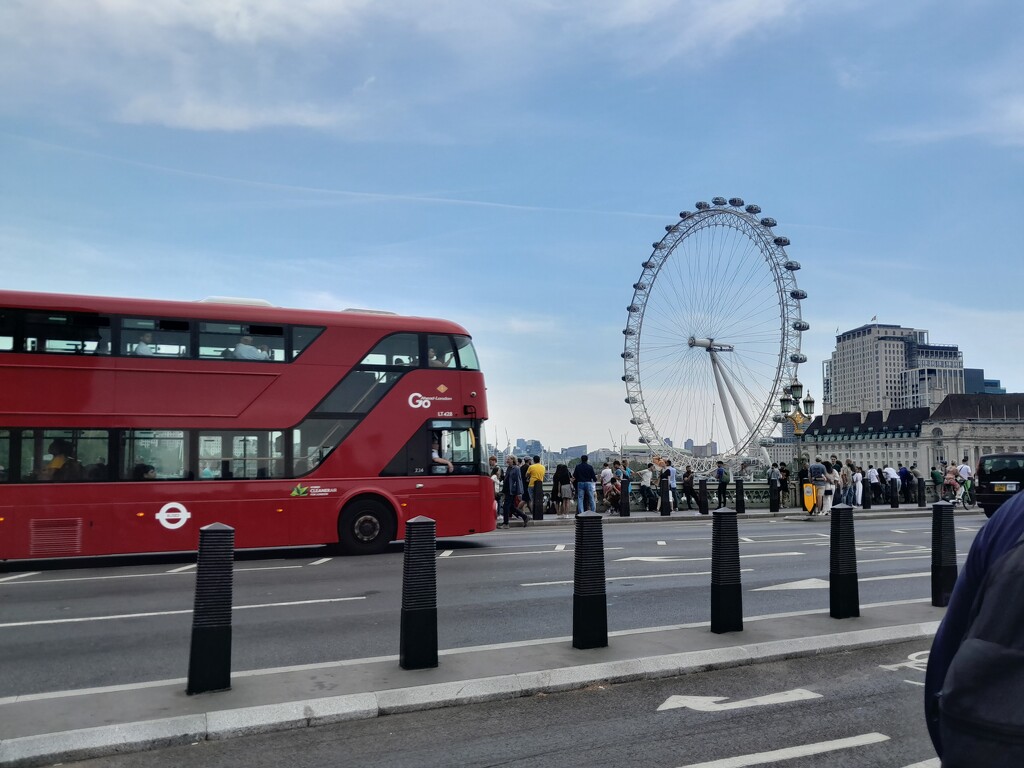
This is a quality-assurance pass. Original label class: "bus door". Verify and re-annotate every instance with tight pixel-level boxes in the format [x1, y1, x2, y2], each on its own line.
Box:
[387, 420, 484, 536]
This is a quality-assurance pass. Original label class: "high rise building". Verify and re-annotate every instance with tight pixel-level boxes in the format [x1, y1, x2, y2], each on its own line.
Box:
[824, 323, 964, 412]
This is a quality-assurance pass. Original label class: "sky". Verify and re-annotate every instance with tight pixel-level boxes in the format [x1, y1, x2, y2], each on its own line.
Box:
[2, 0, 1022, 456]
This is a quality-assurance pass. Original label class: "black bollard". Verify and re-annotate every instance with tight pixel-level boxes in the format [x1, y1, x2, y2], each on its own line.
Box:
[768, 478, 780, 513]
[734, 478, 745, 514]
[698, 478, 709, 515]
[711, 508, 743, 633]
[931, 501, 958, 607]
[889, 478, 900, 509]
[400, 516, 438, 670]
[573, 511, 608, 649]
[620, 477, 631, 517]
[660, 476, 672, 516]
[863, 481, 873, 510]
[532, 482, 545, 520]
[918, 478, 928, 509]
[829, 504, 860, 619]
[187, 523, 234, 695]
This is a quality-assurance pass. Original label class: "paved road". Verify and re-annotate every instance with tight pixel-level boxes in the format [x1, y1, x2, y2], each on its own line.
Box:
[61, 640, 939, 768]
[0, 514, 981, 697]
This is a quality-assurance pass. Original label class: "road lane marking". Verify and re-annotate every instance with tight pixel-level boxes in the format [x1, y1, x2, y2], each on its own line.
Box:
[740, 537, 755, 543]
[676, 732, 890, 767]
[659, 688, 821, 712]
[309, 557, 333, 565]
[438, 550, 453, 558]
[658, 541, 667, 546]
[0, 572, 40, 583]
[167, 564, 196, 573]
[0, 565, 304, 585]
[901, 760, 938, 767]
[522, 569, 753, 587]
[555, 544, 566, 551]
[0, 596, 365, 629]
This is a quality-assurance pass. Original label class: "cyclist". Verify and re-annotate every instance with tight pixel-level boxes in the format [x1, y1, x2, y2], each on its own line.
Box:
[956, 459, 974, 506]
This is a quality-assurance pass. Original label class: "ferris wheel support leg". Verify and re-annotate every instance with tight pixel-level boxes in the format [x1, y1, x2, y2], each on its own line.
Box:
[709, 351, 741, 454]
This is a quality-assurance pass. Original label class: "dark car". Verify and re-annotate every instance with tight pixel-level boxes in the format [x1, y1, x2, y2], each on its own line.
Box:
[975, 453, 1024, 518]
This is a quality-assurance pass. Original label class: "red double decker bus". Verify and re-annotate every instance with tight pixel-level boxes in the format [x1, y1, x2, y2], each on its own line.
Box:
[0, 290, 494, 560]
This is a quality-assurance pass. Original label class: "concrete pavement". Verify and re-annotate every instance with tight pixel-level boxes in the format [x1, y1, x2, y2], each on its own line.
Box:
[0, 506, 968, 767]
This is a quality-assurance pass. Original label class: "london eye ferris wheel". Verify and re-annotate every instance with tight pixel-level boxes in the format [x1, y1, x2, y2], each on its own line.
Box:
[622, 197, 808, 473]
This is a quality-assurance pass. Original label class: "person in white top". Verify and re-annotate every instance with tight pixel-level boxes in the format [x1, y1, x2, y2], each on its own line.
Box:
[232, 336, 270, 360]
[132, 332, 155, 356]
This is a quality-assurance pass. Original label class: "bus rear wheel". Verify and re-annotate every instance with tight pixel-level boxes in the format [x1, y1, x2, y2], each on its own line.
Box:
[338, 499, 396, 556]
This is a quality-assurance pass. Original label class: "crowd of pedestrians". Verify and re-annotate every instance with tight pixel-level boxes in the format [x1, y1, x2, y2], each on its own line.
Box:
[486, 452, 976, 528]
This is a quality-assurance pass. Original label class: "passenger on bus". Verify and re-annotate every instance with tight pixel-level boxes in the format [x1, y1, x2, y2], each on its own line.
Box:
[37, 439, 71, 481]
[232, 336, 270, 360]
[132, 332, 155, 356]
[132, 463, 157, 481]
[427, 347, 446, 367]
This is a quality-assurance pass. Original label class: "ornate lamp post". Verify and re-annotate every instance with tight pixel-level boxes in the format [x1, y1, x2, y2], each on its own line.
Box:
[777, 380, 815, 436]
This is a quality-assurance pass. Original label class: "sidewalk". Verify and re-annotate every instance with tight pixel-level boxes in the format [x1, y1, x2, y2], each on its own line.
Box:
[0, 507, 968, 767]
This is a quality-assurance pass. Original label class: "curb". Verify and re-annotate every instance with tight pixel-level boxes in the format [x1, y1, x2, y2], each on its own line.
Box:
[0, 621, 939, 768]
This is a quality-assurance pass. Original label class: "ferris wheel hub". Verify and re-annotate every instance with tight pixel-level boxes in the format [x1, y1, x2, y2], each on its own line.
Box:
[688, 337, 734, 352]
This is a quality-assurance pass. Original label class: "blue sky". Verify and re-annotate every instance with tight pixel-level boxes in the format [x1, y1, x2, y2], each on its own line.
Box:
[2, 0, 1022, 455]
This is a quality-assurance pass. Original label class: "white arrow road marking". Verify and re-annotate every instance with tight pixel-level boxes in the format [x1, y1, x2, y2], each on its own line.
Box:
[617, 552, 803, 563]
[659, 688, 821, 712]
[754, 578, 828, 590]
[522, 569, 754, 587]
[676, 732, 890, 768]
[755, 572, 931, 591]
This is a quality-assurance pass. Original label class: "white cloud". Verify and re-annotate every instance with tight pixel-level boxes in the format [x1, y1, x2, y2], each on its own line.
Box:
[0, 0, 831, 133]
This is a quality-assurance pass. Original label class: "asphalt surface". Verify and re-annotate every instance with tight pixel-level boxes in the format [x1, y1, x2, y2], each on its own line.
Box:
[0, 505, 973, 767]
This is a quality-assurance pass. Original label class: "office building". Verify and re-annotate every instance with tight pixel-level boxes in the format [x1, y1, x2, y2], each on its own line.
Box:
[824, 323, 964, 412]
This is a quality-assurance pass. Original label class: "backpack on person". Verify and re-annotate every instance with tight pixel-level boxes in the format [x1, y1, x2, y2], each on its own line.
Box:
[938, 529, 1024, 767]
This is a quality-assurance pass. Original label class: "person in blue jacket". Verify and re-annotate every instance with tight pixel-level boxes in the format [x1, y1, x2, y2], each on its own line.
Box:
[924, 492, 1024, 757]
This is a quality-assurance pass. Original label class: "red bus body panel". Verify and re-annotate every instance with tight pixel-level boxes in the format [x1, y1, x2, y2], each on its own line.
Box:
[0, 290, 494, 560]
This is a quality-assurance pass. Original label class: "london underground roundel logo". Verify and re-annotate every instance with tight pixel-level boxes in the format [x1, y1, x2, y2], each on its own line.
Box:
[156, 502, 192, 530]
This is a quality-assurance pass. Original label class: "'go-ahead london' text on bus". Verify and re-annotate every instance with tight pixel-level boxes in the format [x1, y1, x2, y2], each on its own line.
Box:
[0, 290, 494, 560]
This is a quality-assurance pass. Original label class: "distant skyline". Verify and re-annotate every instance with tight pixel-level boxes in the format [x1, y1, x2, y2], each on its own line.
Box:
[2, 1, 1022, 452]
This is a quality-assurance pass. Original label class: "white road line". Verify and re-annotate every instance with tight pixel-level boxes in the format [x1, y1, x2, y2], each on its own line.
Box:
[901, 759, 939, 767]
[676, 732, 890, 768]
[167, 564, 196, 573]
[555, 544, 566, 551]
[0, 565, 303, 585]
[522, 569, 753, 587]
[438, 550, 453, 558]
[903, 679, 925, 687]
[658, 541, 667, 546]
[309, 557, 332, 565]
[0, 596, 365, 629]
[740, 537, 755, 543]
[0, 572, 40, 583]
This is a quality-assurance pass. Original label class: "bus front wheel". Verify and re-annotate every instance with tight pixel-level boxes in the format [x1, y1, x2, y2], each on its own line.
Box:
[338, 499, 396, 555]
